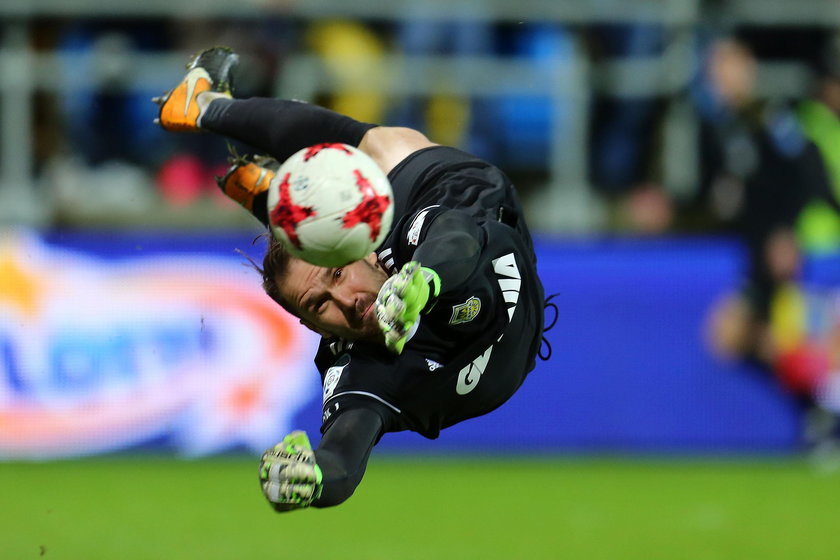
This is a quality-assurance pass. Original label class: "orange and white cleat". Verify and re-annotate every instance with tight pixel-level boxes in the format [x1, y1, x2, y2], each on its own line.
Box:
[153, 46, 239, 132]
[216, 154, 278, 214]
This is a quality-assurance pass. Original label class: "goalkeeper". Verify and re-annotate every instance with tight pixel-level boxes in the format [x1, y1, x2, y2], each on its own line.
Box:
[155, 47, 550, 511]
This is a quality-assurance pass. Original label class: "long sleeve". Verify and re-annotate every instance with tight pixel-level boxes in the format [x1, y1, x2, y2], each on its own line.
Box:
[411, 208, 483, 294]
[312, 407, 383, 507]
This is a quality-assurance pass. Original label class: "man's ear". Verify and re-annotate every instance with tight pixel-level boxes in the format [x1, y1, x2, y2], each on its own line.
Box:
[299, 318, 331, 338]
[366, 251, 390, 275]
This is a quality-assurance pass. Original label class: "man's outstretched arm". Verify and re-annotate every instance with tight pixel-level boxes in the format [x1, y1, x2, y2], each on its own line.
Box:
[259, 407, 383, 511]
[313, 407, 383, 507]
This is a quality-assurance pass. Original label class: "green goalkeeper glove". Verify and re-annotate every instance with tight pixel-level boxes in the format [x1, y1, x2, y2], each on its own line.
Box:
[259, 431, 323, 513]
[375, 261, 441, 354]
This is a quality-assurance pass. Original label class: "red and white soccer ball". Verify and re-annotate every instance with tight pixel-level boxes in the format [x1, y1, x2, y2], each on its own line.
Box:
[266, 143, 394, 267]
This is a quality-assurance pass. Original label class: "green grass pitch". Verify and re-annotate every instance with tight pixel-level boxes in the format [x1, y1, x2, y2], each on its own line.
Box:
[3, 456, 839, 559]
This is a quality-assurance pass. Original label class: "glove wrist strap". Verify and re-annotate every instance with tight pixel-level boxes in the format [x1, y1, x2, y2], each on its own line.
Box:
[420, 267, 441, 314]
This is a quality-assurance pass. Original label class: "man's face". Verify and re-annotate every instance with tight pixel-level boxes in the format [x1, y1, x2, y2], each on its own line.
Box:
[278, 252, 389, 343]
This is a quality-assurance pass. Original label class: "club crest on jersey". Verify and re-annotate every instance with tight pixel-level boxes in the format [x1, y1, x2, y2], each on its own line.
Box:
[449, 296, 481, 325]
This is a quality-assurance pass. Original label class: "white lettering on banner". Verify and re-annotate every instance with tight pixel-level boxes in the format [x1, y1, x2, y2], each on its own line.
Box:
[456, 345, 493, 395]
[454, 253, 522, 395]
[0, 233, 319, 459]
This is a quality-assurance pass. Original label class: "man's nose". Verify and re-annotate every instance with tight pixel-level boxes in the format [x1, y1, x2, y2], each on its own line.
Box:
[333, 289, 356, 313]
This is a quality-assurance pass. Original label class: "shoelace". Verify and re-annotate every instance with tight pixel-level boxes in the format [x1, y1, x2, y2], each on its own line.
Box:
[538, 293, 559, 361]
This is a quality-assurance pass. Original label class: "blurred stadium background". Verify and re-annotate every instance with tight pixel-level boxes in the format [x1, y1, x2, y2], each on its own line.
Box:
[3, 0, 840, 558]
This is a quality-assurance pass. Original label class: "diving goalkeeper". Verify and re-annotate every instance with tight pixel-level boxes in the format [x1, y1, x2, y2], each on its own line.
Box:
[155, 47, 550, 511]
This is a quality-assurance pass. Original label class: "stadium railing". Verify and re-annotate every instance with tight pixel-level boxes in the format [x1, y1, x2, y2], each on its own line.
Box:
[0, 0, 836, 230]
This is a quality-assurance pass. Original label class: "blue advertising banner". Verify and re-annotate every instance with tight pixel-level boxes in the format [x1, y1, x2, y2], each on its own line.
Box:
[0, 230, 819, 458]
[358, 237, 805, 454]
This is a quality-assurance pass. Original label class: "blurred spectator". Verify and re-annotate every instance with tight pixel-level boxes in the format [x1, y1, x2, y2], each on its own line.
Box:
[697, 38, 828, 316]
[700, 37, 840, 451]
[41, 22, 171, 220]
[492, 23, 575, 172]
[57, 24, 168, 167]
[796, 34, 840, 255]
[583, 23, 674, 235]
[586, 23, 666, 195]
[616, 182, 674, 235]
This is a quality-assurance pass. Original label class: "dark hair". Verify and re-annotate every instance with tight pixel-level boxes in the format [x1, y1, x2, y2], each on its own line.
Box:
[241, 234, 299, 317]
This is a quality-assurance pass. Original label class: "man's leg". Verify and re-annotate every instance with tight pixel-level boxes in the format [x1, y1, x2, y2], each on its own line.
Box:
[156, 47, 434, 224]
[202, 99, 386, 227]
[215, 154, 279, 226]
[155, 46, 376, 162]
[156, 47, 378, 225]
[154, 47, 238, 132]
[199, 98, 376, 165]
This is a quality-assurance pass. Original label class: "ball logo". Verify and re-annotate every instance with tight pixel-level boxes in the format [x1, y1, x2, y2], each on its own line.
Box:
[0, 233, 319, 458]
[291, 175, 310, 192]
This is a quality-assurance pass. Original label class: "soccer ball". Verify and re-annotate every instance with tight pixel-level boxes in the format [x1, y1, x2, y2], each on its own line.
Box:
[266, 143, 394, 267]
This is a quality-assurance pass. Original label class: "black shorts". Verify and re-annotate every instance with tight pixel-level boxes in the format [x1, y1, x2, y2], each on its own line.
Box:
[387, 146, 536, 255]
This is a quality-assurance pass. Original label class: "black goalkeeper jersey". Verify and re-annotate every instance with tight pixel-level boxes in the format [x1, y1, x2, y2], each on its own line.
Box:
[314, 146, 545, 439]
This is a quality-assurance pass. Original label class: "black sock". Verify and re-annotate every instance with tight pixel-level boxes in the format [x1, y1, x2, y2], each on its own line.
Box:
[201, 97, 377, 163]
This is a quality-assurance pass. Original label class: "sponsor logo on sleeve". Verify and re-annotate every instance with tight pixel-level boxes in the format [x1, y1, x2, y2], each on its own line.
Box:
[406, 205, 439, 246]
[322, 358, 349, 402]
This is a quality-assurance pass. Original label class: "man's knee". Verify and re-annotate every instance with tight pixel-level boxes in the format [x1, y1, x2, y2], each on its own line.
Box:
[358, 127, 437, 175]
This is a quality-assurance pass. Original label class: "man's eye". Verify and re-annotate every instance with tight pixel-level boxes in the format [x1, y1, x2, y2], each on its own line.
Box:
[333, 268, 343, 279]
